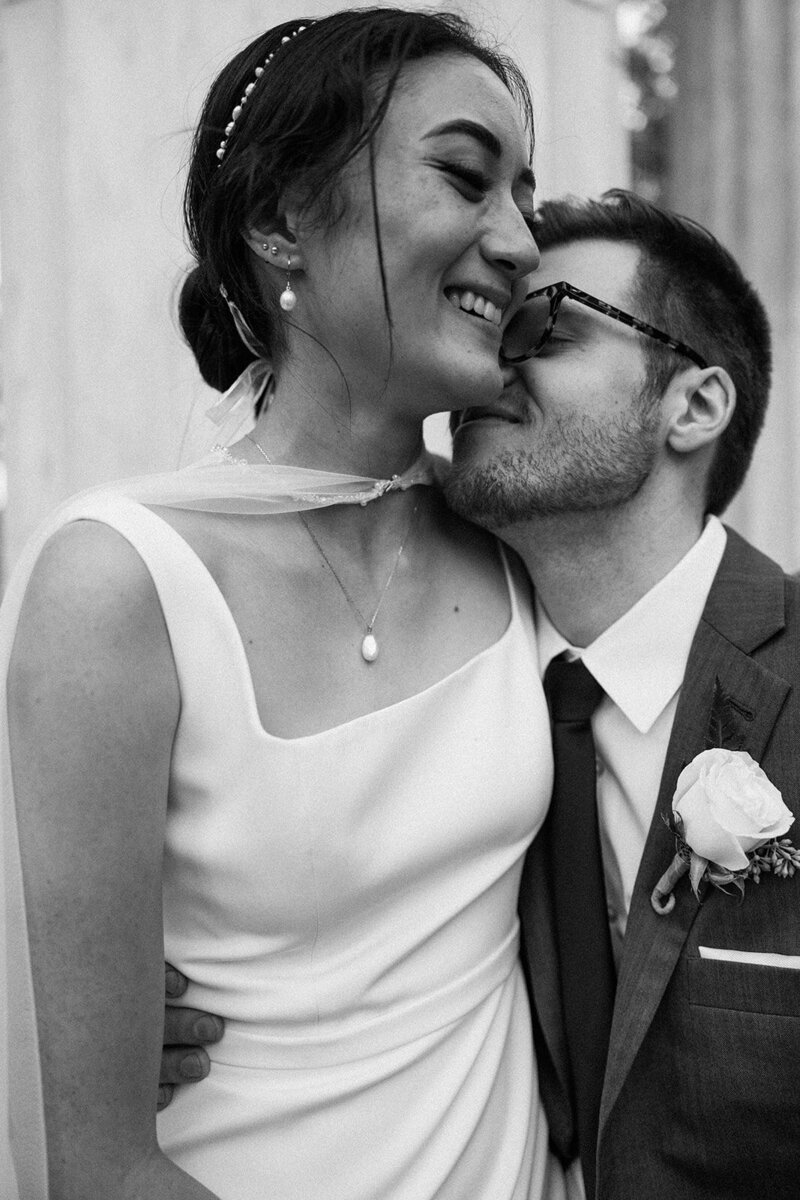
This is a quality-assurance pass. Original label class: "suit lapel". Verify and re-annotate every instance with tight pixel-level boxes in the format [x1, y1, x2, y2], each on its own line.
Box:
[599, 530, 791, 1131]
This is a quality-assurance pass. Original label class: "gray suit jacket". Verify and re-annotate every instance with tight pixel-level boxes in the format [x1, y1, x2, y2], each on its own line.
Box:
[519, 528, 800, 1199]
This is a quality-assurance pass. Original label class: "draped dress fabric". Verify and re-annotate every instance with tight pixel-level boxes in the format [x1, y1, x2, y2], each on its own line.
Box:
[5, 474, 560, 1198]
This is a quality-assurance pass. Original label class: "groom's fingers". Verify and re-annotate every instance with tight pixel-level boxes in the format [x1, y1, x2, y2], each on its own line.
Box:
[160, 1044, 211, 1087]
[165, 961, 189, 999]
[159, 1006, 224, 1111]
[163, 1004, 224, 1048]
[160, 963, 225, 1110]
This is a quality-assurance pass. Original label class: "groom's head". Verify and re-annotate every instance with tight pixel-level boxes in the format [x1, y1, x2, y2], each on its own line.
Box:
[445, 189, 771, 531]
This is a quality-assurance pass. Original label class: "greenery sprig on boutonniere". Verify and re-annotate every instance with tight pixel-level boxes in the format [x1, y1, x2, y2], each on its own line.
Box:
[651, 680, 797, 915]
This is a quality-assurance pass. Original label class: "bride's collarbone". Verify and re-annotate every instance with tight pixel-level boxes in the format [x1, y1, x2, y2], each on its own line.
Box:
[148, 503, 510, 736]
[247, 555, 509, 737]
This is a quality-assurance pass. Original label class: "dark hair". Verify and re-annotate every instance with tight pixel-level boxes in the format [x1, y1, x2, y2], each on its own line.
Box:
[533, 189, 772, 515]
[180, 8, 533, 392]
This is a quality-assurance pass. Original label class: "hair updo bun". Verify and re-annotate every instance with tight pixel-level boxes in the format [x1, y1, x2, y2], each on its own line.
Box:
[178, 265, 256, 393]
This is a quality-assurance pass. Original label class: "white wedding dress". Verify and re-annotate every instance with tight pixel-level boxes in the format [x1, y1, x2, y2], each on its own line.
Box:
[2, 453, 566, 1199]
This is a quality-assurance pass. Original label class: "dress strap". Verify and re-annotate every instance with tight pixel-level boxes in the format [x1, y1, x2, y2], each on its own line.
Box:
[496, 541, 537, 650]
[50, 493, 255, 736]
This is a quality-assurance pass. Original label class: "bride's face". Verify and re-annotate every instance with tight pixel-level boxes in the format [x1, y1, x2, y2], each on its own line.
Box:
[289, 52, 540, 419]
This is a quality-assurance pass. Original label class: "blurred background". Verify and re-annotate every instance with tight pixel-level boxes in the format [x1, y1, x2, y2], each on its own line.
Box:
[0, 0, 797, 574]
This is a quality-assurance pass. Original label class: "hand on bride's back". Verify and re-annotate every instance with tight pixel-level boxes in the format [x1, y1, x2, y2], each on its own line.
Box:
[159, 963, 224, 1111]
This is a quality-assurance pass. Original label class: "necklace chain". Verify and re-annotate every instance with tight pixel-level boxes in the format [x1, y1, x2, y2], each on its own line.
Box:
[245, 433, 420, 662]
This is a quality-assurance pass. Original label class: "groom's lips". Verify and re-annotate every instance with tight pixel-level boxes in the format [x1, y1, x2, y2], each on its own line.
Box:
[453, 404, 522, 433]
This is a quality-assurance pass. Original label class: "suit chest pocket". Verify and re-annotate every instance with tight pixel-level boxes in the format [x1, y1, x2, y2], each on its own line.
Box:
[688, 955, 800, 1017]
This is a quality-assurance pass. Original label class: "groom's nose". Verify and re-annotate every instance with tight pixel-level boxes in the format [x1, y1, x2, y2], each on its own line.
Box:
[501, 364, 532, 399]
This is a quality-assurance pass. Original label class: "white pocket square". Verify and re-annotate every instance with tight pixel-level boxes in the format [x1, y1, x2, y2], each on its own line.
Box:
[699, 946, 800, 969]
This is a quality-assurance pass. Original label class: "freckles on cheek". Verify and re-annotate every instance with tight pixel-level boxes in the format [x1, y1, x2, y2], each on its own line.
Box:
[382, 170, 458, 237]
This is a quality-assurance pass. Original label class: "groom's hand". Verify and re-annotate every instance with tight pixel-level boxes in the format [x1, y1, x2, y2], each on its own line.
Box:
[159, 962, 225, 1111]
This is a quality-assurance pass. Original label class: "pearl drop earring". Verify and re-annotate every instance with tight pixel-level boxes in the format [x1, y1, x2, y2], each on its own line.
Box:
[280, 255, 297, 312]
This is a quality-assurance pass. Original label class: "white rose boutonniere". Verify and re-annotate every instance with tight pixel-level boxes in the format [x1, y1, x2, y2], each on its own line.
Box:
[675, 748, 791, 869]
[651, 742, 799, 914]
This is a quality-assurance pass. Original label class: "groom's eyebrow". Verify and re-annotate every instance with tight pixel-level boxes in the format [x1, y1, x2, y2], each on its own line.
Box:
[422, 119, 537, 190]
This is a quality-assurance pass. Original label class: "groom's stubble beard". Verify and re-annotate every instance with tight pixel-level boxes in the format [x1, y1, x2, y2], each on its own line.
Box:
[444, 396, 662, 532]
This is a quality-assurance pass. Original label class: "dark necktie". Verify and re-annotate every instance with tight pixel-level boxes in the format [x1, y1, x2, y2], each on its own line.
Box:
[543, 655, 616, 1200]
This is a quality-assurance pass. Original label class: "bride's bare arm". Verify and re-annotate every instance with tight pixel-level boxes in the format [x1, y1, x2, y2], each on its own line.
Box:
[8, 521, 218, 1199]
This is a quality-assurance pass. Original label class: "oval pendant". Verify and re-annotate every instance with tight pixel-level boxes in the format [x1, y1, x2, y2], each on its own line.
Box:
[361, 633, 379, 662]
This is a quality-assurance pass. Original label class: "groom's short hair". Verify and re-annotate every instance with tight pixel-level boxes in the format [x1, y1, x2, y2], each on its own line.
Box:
[533, 190, 772, 516]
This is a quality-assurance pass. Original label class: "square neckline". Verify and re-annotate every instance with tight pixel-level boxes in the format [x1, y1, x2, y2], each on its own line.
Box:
[142, 504, 523, 743]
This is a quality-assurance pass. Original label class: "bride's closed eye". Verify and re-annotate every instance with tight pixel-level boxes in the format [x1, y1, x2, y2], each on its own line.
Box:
[437, 161, 490, 199]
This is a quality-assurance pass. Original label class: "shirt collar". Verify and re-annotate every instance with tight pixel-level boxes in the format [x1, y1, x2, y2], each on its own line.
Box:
[536, 517, 728, 734]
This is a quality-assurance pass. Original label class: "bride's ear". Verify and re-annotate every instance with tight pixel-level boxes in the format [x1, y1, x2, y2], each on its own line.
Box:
[243, 224, 305, 272]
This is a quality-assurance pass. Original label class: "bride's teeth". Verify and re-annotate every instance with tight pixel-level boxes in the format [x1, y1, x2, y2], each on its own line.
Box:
[447, 289, 503, 324]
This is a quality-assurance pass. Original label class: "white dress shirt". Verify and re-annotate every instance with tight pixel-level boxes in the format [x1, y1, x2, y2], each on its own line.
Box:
[536, 518, 728, 964]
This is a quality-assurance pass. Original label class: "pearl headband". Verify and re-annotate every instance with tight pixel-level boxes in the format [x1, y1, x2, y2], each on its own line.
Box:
[216, 23, 312, 165]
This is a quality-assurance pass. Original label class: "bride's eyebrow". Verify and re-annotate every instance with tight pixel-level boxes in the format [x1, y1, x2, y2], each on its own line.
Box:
[421, 119, 536, 190]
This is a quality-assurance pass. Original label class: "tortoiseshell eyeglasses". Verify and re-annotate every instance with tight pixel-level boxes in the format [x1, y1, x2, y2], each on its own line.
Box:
[501, 281, 709, 369]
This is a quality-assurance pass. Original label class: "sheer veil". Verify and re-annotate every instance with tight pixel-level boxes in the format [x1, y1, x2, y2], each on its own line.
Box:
[1, 367, 437, 1195]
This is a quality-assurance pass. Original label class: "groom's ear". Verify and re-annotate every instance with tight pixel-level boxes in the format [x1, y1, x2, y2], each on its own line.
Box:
[664, 364, 736, 455]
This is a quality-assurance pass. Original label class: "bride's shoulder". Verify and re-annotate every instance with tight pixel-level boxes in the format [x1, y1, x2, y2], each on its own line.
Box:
[13, 519, 171, 675]
[8, 517, 179, 733]
[29, 518, 156, 608]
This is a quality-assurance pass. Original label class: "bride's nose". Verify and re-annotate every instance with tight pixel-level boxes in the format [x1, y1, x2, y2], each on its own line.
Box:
[482, 209, 540, 281]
